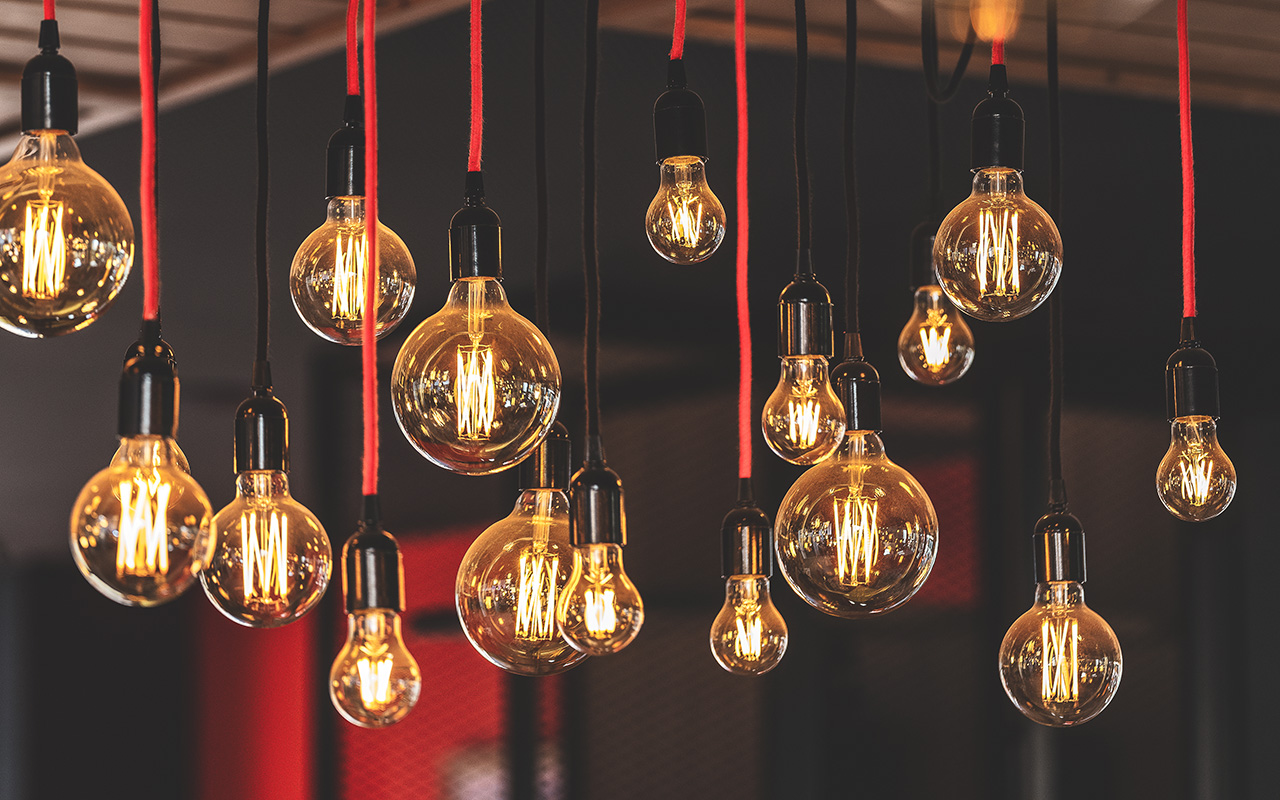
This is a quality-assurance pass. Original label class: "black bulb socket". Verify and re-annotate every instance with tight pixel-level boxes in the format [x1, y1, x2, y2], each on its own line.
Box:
[971, 64, 1023, 171]
[909, 221, 938, 291]
[653, 59, 708, 162]
[778, 251, 835, 358]
[1166, 316, 1221, 421]
[449, 171, 503, 281]
[518, 420, 572, 492]
[344, 496, 405, 613]
[832, 333, 883, 432]
[569, 436, 626, 547]
[325, 94, 364, 199]
[118, 319, 178, 438]
[233, 382, 289, 474]
[1033, 507, 1087, 584]
[721, 479, 773, 579]
[22, 20, 77, 135]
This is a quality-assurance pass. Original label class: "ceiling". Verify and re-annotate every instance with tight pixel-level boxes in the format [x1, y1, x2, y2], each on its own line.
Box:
[0, 0, 1274, 145]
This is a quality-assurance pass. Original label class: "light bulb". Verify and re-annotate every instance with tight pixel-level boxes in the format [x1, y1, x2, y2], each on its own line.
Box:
[290, 195, 415, 345]
[762, 356, 846, 464]
[392, 276, 561, 474]
[557, 543, 644, 656]
[330, 609, 422, 728]
[645, 156, 725, 264]
[70, 435, 213, 607]
[1156, 416, 1235, 522]
[710, 576, 788, 676]
[897, 285, 975, 385]
[0, 129, 133, 338]
[457, 487, 588, 675]
[999, 581, 1122, 727]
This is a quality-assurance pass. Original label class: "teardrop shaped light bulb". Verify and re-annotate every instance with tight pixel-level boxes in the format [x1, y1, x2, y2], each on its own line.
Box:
[761, 356, 846, 464]
[897, 285, 975, 385]
[1156, 416, 1236, 522]
[557, 543, 644, 656]
[330, 608, 422, 728]
[645, 156, 725, 264]
[709, 575, 788, 676]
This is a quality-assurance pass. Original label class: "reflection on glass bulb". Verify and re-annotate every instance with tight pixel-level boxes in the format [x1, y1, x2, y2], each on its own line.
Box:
[1156, 416, 1236, 522]
[557, 543, 644, 656]
[457, 489, 588, 675]
[774, 430, 937, 618]
[999, 581, 1122, 727]
[330, 608, 422, 728]
[200, 471, 332, 628]
[709, 576, 788, 676]
[762, 356, 846, 464]
[0, 130, 133, 338]
[70, 436, 212, 607]
[934, 167, 1061, 321]
[391, 276, 561, 475]
[645, 156, 726, 264]
[289, 196, 415, 345]
[897, 285, 975, 386]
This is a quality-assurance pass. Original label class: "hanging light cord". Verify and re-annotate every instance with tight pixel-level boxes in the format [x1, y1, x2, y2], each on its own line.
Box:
[345, 0, 359, 95]
[1046, 0, 1065, 506]
[921, 0, 975, 104]
[734, 0, 750, 480]
[842, 0, 858, 335]
[534, 0, 549, 331]
[1177, 0, 1196, 319]
[793, 0, 811, 261]
[361, 0, 379, 498]
[468, 0, 483, 173]
[991, 36, 1005, 65]
[671, 0, 686, 60]
[254, 0, 271, 372]
[139, 0, 161, 322]
[583, 0, 601, 442]
[44, 0, 55, 21]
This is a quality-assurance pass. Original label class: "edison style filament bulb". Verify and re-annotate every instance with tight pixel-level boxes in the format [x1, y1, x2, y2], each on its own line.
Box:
[762, 356, 846, 465]
[709, 576, 788, 676]
[391, 277, 561, 474]
[457, 489, 588, 675]
[290, 196, 415, 345]
[1156, 416, 1236, 522]
[897, 285, 975, 386]
[557, 543, 644, 656]
[330, 609, 422, 728]
[934, 167, 1061, 321]
[999, 581, 1123, 727]
[645, 156, 725, 264]
[0, 130, 133, 338]
[774, 430, 938, 618]
[70, 435, 213, 607]
[200, 471, 332, 628]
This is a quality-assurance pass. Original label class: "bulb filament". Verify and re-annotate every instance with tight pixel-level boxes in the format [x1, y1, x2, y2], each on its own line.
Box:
[22, 195, 68, 300]
[515, 550, 560, 642]
[977, 207, 1020, 299]
[733, 608, 763, 661]
[116, 474, 171, 578]
[834, 494, 878, 587]
[584, 586, 618, 637]
[455, 345, 497, 440]
[331, 229, 368, 321]
[240, 509, 289, 607]
[919, 308, 953, 370]
[356, 641, 395, 710]
[666, 196, 704, 247]
[1041, 617, 1079, 704]
[1176, 431, 1215, 506]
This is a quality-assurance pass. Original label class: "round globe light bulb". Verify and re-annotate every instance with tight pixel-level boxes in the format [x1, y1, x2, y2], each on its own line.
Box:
[645, 155, 726, 264]
[1156, 415, 1236, 522]
[709, 575, 788, 676]
[557, 543, 644, 656]
[330, 608, 422, 728]
[761, 355, 846, 465]
[897, 285, 975, 385]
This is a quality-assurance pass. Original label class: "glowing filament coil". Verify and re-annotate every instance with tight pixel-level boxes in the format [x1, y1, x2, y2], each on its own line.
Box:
[1178, 453, 1214, 506]
[116, 476, 171, 578]
[666, 195, 704, 247]
[734, 611, 763, 660]
[1041, 617, 1079, 703]
[455, 344, 497, 440]
[919, 309, 953, 370]
[977, 207, 1020, 298]
[240, 510, 289, 605]
[584, 586, 618, 637]
[834, 495, 878, 587]
[22, 198, 67, 299]
[787, 398, 821, 449]
[515, 550, 560, 641]
[331, 230, 368, 320]
[356, 644, 394, 709]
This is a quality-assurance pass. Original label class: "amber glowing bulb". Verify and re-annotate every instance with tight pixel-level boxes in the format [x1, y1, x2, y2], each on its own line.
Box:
[710, 489, 788, 676]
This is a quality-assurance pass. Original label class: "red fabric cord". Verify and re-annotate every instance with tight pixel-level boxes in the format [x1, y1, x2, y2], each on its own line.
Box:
[139, 0, 159, 321]
[671, 0, 687, 60]
[991, 37, 1004, 65]
[735, 0, 750, 480]
[1177, 0, 1196, 318]
[346, 0, 360, 95]
[361, 0, 379, 496]
[44, 0, 55, 21]
[467, 0, 483, 172]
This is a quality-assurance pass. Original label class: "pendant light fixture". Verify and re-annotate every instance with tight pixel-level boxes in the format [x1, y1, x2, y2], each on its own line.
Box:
[645, 0, 726, 264]
[934, 28, 1062, 321]
[998, 3, 1122, 727]
[289, 0, 415, 345]
[456, 0, 587, 677]
[329, 1, 422, 728]
[709, 0, 788, 677]
[774, 0, 939, 620]
[200, 0, 332, 629]
[1155, 0, 1236, 522]
[555, 0, 644, 657]
[0, 0, 134, 338]
[69, 0, 213, 608]
[897, 1, 975, 386]
[760, 0, 844, 466]
[391, 0, 562, 476]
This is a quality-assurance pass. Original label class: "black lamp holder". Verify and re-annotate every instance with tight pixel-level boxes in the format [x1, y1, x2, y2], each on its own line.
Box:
[971, 64, 1024, 171]
[653, 58, 708, 163]
[830, 332, 882, 432]
[518, 420, 572, 492]
[22, 20, 77, 135]
[233, 368, 289, 474]
[1032, 506, 1087, 584]
[569, 436, 626, 546]
[1166, 316, 1221, 421]
[778, 250, 835, 358]
[344, 495, 406, 613]
[118, 319, 178, 439]
[721, 479, 774, 579]
[449, 171, 503, 281]
[325, 94, 364, 199]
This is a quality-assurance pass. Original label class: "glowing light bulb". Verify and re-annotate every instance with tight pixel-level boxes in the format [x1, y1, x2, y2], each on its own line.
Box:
[999, 581, 1122, 727]
[330, 609, 422, 728]
[762, 356, 846, 464]
[557, 543, 643, 656]
[645, 156, 725, 264]
[897, 285, 975, 385]
[710, 575, 787, 675]
[289, 195, 415, 344]
[70, 435, 213, 607]
[1157, 416, 1235, 522]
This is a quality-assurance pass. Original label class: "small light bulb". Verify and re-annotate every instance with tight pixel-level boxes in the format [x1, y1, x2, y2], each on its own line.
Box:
[70, 435, 213, 607]
[330, 608, 422, 728]
[557, 543, 644, 656]
[1156, 416, 1235, 522]
[762, 356, 846, 464]
[999, 580, 1122, 727]
[0, 130, 133, 338]
[645, 156, 725, 264]
[897, 285, 975, 385]
[709, 575, 788, 676]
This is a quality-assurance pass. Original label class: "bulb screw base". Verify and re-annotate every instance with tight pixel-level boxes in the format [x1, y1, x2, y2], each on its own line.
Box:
[569, 436, 626, 546]
[908, 221, 937, 291]
[721, 479, 774, 579]
[778, 252, 835, 357]
[22, 20, 77, 135]
[518, 420, 572, 492]
[449, 171, 503, 281]
[118, 319, 178, 438]
[653, 59, 708, 162]
[1166, 317, 1221, 420]
[343, 497, 406, 613]
[971, 64, 1023, 171]
[832, 333, 883, 432]
[1033, 507, 1087, 584]
[233, 382, 289, 474]
[325, 94, 364, 198]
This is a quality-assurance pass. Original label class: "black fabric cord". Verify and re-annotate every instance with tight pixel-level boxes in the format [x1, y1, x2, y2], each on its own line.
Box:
[1047, 0, 1065, 505]
[583, 0, 601, 439]
[534, 0, 549, 333]
[794, 0, 811, 260]
[921, 0, 976, 104]
[843, 0, 858, 334]
[255, 0, 271, 372]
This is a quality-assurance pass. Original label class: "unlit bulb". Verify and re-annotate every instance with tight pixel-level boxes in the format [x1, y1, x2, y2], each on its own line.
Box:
[557, 543, 644, 656]
[645, 156, 725, 264]
[897, 285, 975, 385]
[762, 356, 845, 464]
[709, 575, 788, 676]
[330, 608, 422, 728]
[1156, 416, 1236, 522]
